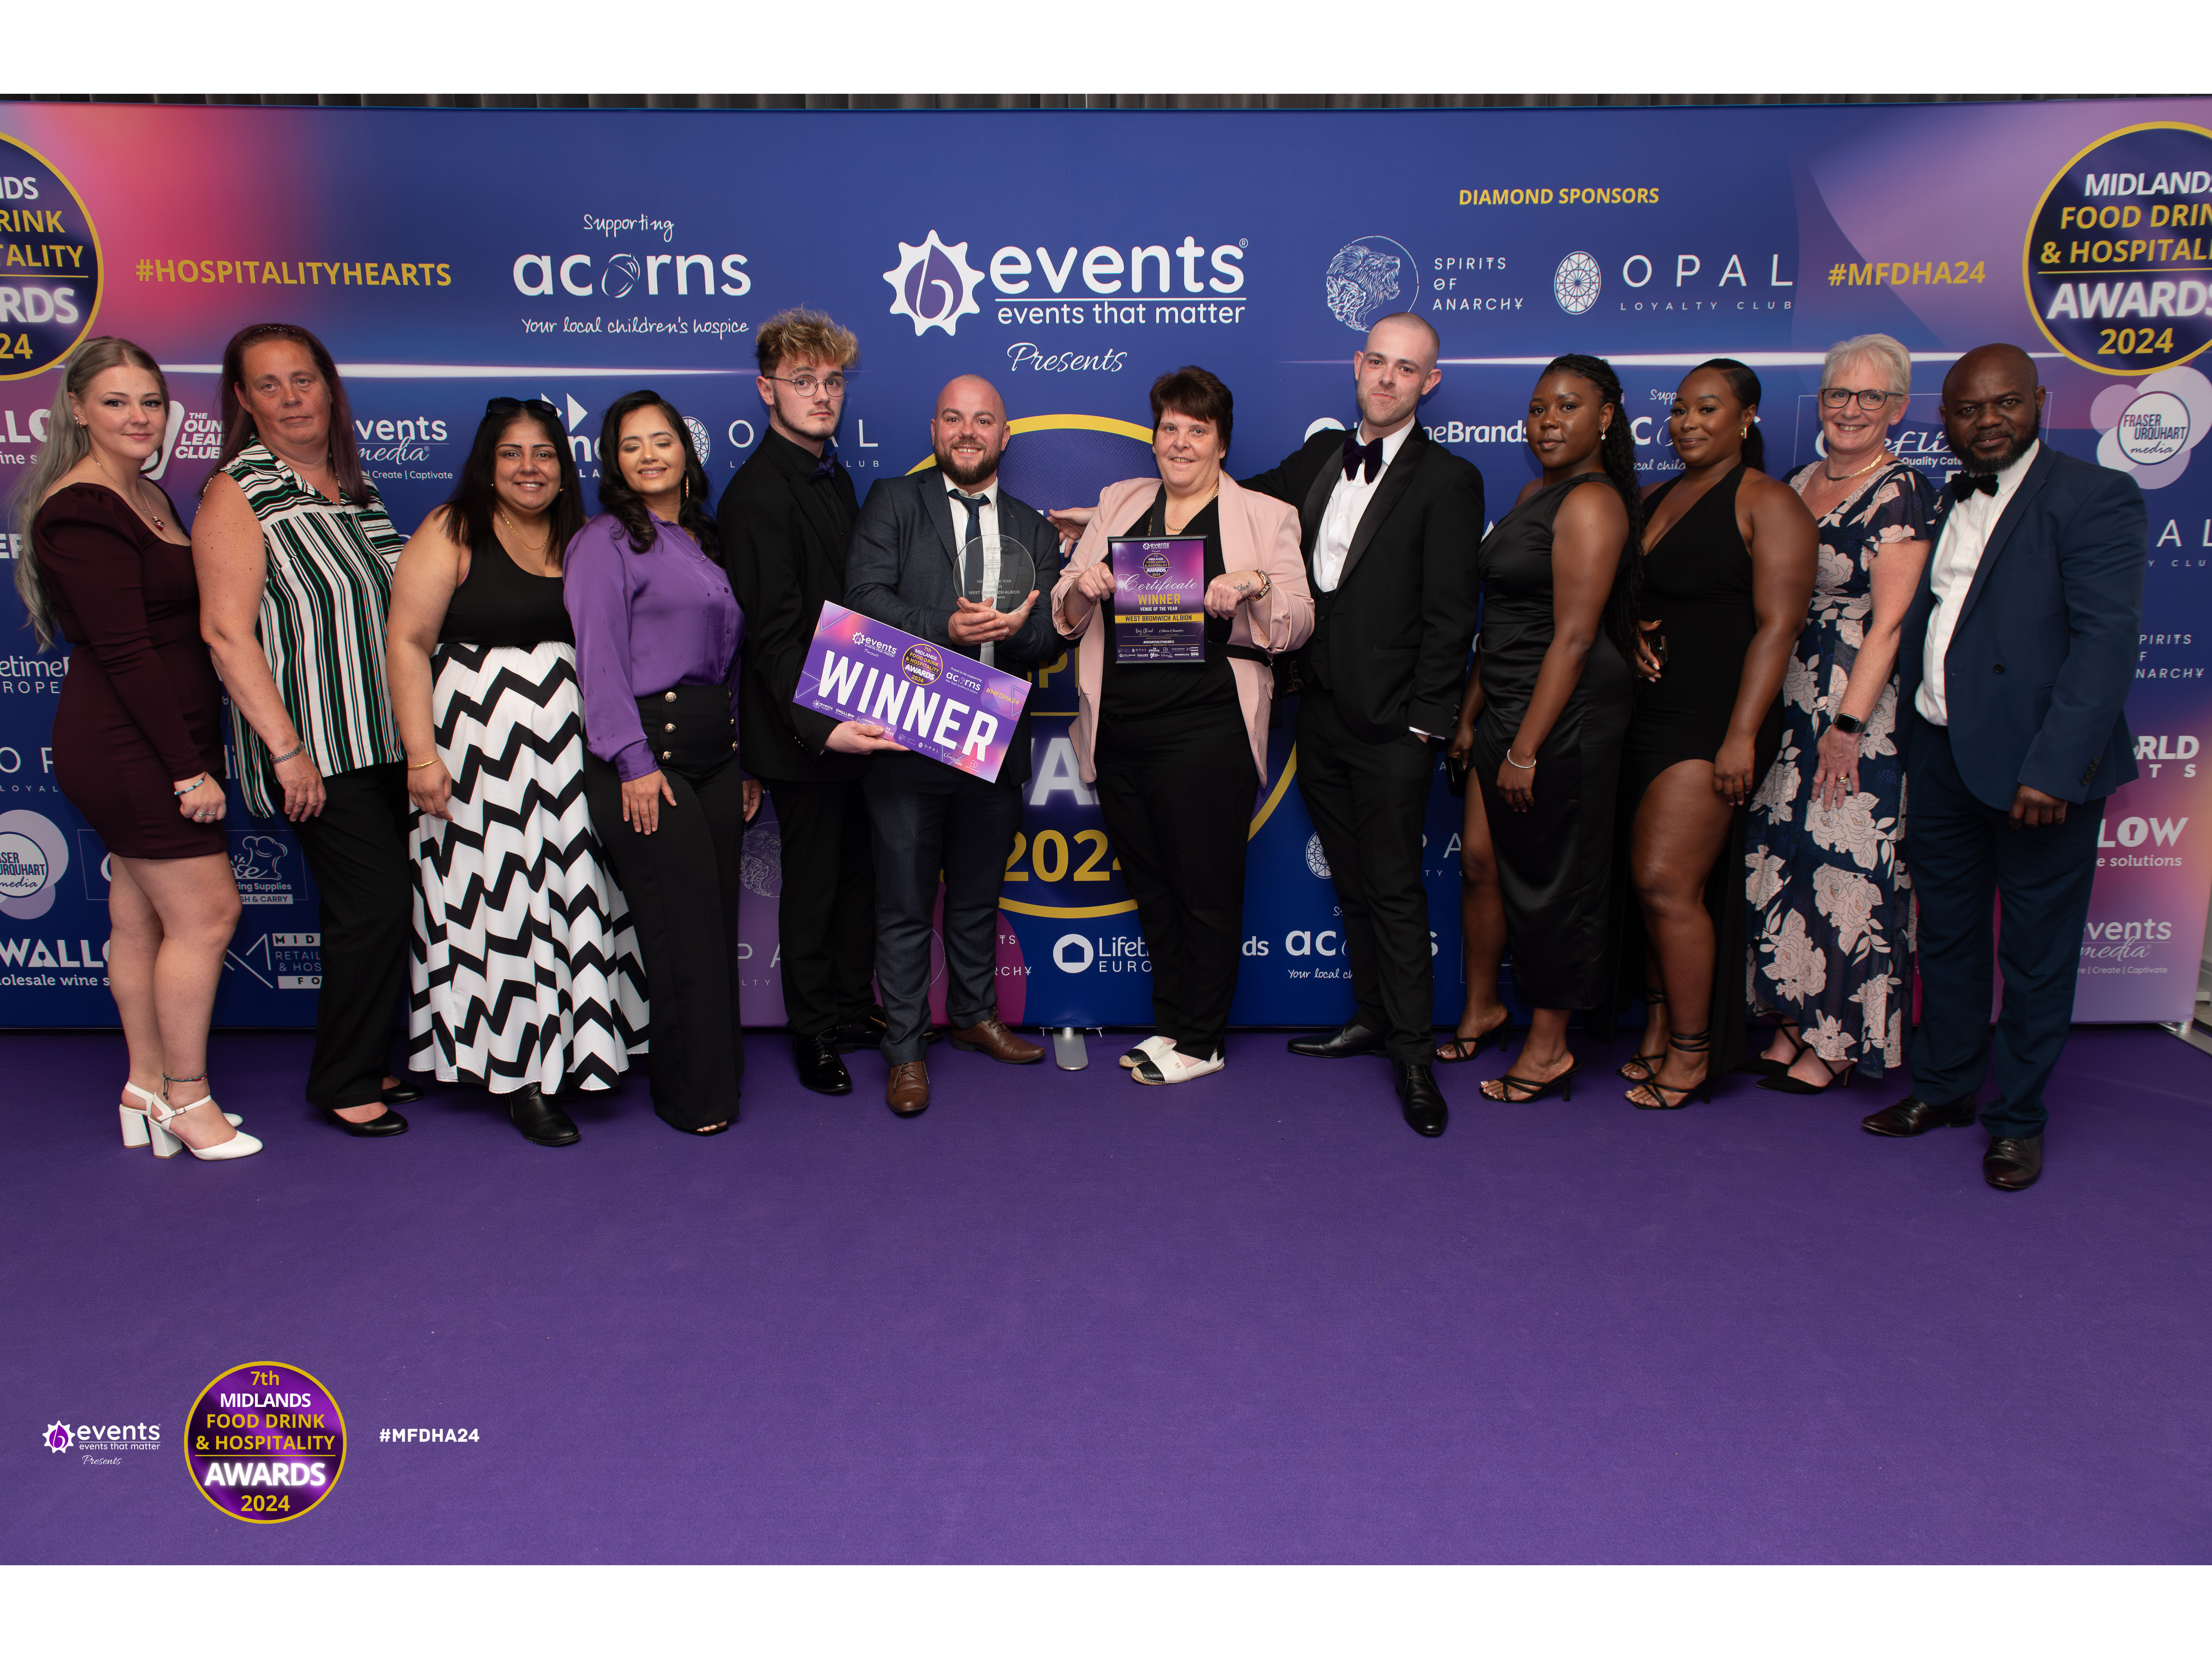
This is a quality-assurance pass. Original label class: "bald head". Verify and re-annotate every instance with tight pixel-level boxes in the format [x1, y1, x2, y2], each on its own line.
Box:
[1940, 343, 2044, 475]
[932, 374, 1010, 489]
[1366, 312, 1440, 373]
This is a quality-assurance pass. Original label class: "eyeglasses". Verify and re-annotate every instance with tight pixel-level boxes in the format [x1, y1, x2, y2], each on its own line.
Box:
[1820, 387, 1906, 410]
[764, 373, 848, 397]
[486, 396, 563, 421]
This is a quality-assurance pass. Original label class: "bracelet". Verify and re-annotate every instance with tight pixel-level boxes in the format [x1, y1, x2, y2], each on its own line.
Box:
[172, 773, 208, 796]
[1253, 570, 1272, 602]
[407, 756, 441, 771]
[1505, 749, 1536, 770]
[269, 741, 306, 765]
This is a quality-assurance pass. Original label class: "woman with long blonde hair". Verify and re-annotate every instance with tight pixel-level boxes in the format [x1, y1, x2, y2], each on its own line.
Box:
[11, 337, 255, 1161]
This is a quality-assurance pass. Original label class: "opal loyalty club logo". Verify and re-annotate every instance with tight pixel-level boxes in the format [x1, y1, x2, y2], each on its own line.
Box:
[885, 230, 986, 337]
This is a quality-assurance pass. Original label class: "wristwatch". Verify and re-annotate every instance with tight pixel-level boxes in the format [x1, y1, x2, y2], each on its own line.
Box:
[1831, 711, 1864, 735]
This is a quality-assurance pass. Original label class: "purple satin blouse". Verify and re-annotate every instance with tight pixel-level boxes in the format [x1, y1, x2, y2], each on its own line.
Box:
[563, 511, 743, 782]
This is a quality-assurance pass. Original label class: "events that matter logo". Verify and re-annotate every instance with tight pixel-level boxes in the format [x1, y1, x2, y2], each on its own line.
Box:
[885, 231, 986, 338]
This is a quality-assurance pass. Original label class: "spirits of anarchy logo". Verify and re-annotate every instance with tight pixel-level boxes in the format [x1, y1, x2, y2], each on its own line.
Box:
[885, 231, 985, 337]
[1325, 237, 1419, 332]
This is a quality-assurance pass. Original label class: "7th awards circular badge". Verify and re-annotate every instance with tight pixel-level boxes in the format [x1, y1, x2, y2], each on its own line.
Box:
[185, 1363, 346, 1522]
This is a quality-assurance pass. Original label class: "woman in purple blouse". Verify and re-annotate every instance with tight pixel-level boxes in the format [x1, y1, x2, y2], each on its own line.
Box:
[568, 391, 898, 1132]
[565, 391, 765, 1134]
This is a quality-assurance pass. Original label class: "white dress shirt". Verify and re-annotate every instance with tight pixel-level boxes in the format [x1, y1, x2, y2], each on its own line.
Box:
[1314, 421, 1412, 593]
[946, 477, 1002, 666]
[1916, 440, 2038, 727]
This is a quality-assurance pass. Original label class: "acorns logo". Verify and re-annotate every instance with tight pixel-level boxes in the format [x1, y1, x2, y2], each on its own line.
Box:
[600, 254, 641, 298]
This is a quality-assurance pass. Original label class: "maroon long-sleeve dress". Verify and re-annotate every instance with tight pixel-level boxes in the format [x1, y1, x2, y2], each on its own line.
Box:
[35, 481, 227, 859]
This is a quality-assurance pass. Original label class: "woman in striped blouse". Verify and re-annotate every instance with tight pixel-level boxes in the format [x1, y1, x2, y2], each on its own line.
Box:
[196, 324, 417, 1139]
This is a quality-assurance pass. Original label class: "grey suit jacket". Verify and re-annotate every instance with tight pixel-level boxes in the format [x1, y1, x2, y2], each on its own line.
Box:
[846, 469, 1064, 787]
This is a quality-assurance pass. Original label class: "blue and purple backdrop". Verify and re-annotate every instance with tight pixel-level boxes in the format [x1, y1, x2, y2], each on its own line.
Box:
[2, 98, 2207, 1030]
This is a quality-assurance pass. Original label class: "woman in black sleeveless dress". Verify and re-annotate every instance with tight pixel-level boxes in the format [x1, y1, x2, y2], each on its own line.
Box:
[386, 401, 646, 1146]
[1617, 361, 1816, 1108]
[1441, 355, 1641, 1103]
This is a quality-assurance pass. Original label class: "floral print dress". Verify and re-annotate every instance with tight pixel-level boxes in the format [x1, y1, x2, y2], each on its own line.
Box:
[1746, 460, 1937, 1078]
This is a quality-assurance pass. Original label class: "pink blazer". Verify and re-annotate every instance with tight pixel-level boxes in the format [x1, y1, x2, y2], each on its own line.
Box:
[1050, 473, 1313, 785]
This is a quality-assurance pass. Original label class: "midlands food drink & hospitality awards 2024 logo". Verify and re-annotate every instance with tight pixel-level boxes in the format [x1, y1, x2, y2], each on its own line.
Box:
[184, 1362, 347, 1523]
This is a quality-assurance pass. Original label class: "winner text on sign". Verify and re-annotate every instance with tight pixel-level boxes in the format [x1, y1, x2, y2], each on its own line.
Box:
[795, 603, 1033, 784]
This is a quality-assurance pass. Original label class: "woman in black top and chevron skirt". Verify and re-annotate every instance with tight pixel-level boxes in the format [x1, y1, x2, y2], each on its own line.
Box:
[386, 400, 646, 1147]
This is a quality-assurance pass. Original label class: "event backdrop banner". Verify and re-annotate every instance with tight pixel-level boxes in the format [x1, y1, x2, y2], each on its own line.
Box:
[1, 99, 2208, 1030]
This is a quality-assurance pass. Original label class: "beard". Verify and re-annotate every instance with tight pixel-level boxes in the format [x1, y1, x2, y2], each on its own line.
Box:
[1961, 412, 2040, 476]
[936, 440, 1001, 489]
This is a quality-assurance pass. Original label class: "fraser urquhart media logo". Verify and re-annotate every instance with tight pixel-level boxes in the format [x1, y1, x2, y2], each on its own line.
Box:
[885, 231, 986, 337]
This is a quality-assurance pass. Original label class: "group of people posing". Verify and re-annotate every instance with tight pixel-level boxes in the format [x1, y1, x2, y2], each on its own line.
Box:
[14, 304, 2143, 1193]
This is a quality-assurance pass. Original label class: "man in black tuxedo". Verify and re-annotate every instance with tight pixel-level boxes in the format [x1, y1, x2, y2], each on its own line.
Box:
[1242, 312, 1484, 1137]
[1865, 342, 2145, 1191]
[843, 375, 1063, 1117]
[717, 308, 902, 1097]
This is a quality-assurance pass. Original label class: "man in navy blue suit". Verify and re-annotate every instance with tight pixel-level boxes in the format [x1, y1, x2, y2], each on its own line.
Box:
[1864, 343, 2146, 1190]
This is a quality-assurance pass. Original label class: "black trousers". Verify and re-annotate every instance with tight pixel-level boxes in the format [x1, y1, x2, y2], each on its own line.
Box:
[1295, 689, 1439, 1063]
[863, 753, 1023, 1064]
[291, 762, 411, 1109]
[1095, 706, 1258, 1057]
[584, 687, 747, 1129]
[764, 776, 877, 1039]
[1904, 722, 2102, 1140]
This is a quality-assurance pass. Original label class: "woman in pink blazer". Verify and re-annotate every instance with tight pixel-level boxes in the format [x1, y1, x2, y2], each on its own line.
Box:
[1052, 366, 1313, 1084]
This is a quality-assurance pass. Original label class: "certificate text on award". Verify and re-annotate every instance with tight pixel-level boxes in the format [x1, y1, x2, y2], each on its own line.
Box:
[1109, 536, 1207, 664]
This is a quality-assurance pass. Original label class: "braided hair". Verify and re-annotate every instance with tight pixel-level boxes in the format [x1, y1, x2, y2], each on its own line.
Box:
[1692, 357, 1765, 473]
[1539, 353, 1644, 664]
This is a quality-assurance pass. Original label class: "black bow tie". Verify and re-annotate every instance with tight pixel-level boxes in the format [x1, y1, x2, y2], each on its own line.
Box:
[811, 448, 839, 480]
[1950, 471, 1998, 500]
[1342, 433, 1384, 484]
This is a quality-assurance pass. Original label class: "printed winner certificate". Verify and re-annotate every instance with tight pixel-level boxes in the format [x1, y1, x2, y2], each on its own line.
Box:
[1109, 537, 1206, 664]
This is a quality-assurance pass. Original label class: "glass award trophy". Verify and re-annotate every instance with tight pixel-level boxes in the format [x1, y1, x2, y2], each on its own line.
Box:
[960, 533, 1037, 613]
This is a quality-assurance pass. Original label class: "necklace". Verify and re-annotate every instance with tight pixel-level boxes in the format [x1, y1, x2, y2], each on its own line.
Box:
[88, 451, 166, 531]
[497, 506, 556, 569]
[1823, 448, 1892, 484]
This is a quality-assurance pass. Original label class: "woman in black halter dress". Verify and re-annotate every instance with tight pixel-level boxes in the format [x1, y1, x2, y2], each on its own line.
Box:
[1617, 361, 1816, 1108]
[1441, 355, 1642, 1103]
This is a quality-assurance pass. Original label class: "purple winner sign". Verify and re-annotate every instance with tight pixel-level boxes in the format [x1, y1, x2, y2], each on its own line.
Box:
[795, 603, 1032, 784]
[1110, 536, 1206, 664]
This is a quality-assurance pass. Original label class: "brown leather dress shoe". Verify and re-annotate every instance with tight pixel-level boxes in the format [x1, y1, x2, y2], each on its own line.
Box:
[948, 1014, 1044, 1064]
[886, 1060, 930, 1117]
[1861, 1095, 1979, 1137]
[1984, 1134, 2043, 1190]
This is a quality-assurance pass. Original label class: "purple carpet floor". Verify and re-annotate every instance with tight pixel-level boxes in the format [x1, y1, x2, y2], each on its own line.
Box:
[4, 1023, 2207, 1563]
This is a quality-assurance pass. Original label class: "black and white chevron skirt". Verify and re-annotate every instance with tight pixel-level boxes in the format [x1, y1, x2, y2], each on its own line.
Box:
[408, 642, 648, 1093]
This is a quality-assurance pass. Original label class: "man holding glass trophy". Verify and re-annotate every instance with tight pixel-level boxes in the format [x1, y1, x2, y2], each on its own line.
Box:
[843, 375, 1064, 1116]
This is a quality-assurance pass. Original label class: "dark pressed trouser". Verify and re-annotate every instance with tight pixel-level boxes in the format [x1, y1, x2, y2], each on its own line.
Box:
[1904, 722, 2102, 1140]
[583, 686, 746, 1130]
[1094, 706, 1258, 1057]
[764, 777, 877, 1040]
[863, 753, 1024, 1065]
[292, 762, 412, 1109]
[1295, 689, 1439, 1064]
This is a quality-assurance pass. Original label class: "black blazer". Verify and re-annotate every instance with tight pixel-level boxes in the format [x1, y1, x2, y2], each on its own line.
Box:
[1241, 425, 1484, 743]
[1898, 443, 2145, 809]
[845, 470, 1065, 788]
[716, 428, 863, 783]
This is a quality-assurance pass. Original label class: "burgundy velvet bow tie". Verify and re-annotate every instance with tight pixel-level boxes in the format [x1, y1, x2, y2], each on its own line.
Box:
[1341, 432, 1384, 483]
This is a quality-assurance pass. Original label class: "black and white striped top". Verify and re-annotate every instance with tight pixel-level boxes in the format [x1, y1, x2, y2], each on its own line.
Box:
[222, 442, 406, 817]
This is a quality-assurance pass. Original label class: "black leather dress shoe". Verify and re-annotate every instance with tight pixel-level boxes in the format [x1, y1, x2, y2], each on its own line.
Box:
[1394, 1061, 1448, 1137]
[1288, 1021, 1387, 1060]
[1984, 1134, 2043, 1190]
[829, 1005, 890, 1053]
[793, 1033, 854, 1096]
[508, 1084, 580, 1148]
[381, 1081, 425, 1105]
[321, 1105, 409, 1137]
[1861, 1095, 1979, 1137]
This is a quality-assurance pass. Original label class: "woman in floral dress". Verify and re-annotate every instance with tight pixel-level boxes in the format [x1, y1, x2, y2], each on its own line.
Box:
[1745, 335, 1938, 1092]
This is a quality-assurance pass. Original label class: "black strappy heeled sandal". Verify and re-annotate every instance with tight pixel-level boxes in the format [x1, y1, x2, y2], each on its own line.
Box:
[1736, 1022, 1803, 1079]
[1618, 987, 1669, 1082]
[1627, 1028, 1712, 1110]
[1436, 1018, 1514, 1064]
[1480, 1057, 1579, 1103]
